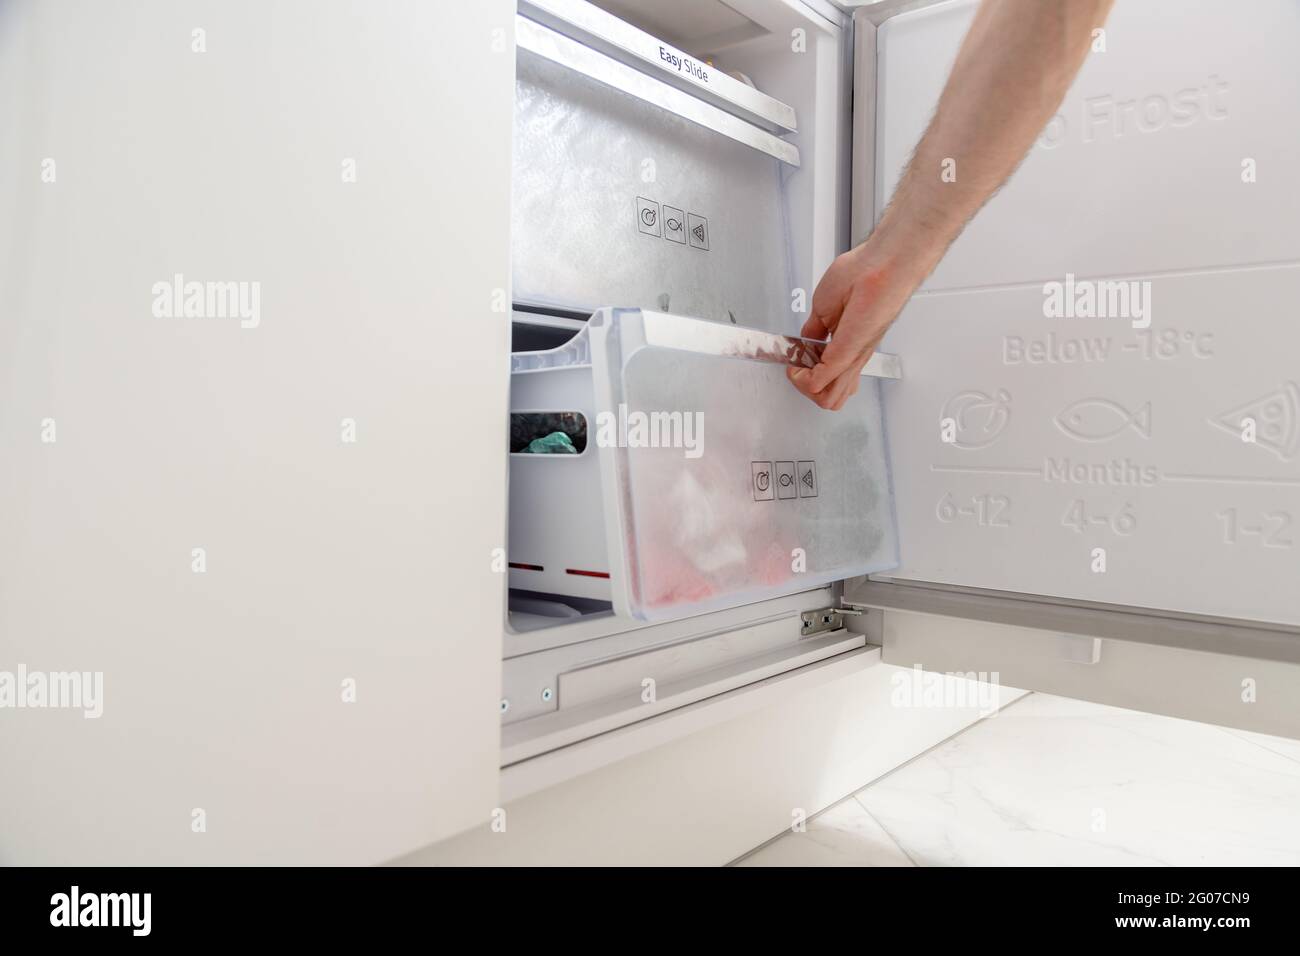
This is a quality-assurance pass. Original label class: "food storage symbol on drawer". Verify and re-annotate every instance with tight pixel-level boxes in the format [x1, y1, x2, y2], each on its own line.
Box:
[687, 213, 709, 250]
[753, 460, 817, 500]
[635, 198, 709, 250]
[798, 460, 818, 498]
[775, 460, 797, 499]
[636, 196, 661, 237]
[663, 205, 686, 244]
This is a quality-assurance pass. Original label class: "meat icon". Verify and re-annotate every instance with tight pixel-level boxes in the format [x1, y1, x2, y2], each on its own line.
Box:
[940, 389, 1011, 449]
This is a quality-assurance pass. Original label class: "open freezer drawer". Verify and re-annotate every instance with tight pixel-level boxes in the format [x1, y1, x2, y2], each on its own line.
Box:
[509, 308, 901, 623]
[845, 0, 1300, 732]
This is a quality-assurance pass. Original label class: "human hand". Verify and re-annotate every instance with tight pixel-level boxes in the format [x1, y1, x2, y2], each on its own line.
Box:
[786, 242, 925, 410]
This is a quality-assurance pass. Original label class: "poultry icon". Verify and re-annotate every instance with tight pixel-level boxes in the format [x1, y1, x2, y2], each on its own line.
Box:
[1055, 398, 1151, 442]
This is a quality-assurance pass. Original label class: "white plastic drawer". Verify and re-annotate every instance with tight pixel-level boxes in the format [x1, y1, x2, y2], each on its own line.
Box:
[510, 332, 612, 602]
[508, 308, 901, 622]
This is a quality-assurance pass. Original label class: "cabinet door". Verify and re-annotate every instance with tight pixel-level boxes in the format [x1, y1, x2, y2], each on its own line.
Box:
[848, 0, 1300, 728]
[0, 0, 513, 864]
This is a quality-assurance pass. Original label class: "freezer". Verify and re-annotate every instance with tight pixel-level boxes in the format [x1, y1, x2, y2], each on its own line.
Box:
[501, 0, 1300, 758]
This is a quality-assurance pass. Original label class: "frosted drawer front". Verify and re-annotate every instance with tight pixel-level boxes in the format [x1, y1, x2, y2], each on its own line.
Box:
[513, 51, 793, 329]
[590, 310, 899, 621]
[876, 0, 1300, 627]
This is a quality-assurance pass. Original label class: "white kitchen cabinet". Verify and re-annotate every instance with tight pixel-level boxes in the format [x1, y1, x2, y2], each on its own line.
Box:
[0, 0, 514, 865]
[2, 0, 1297, 866]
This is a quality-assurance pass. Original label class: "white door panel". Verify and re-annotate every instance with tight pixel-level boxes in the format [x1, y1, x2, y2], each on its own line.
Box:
[866, 0, 1300, 630]
[876, 0, 1300, 290]
[0, 0, 513, 864]
[880, 265, 1300, 627]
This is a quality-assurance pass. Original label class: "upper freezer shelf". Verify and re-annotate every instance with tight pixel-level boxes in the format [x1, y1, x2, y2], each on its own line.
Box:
[519, 0, 799, 138]
[512, 0, 803, 329]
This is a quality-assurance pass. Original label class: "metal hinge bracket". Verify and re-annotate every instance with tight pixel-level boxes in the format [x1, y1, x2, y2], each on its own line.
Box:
[800, 605, 864, 638]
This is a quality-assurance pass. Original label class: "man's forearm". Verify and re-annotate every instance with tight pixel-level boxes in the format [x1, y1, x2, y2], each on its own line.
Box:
[789, 0, 1115, 410]
[871, 0, 1115, 284]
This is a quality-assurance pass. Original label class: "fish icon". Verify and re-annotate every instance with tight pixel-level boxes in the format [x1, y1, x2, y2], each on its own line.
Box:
[1055, 398, 1151, 442]
[1210, 381, 1300, 461]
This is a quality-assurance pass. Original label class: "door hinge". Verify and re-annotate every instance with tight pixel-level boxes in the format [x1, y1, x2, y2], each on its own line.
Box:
[800, 605, 864, 638]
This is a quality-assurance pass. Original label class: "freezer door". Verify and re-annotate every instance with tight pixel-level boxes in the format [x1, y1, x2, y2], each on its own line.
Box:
[0, 0, 512, 863]
[848, 0, 1300, 681]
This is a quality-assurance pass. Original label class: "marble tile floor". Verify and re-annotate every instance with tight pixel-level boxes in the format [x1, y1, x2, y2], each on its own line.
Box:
[733, 693, 1300, 866]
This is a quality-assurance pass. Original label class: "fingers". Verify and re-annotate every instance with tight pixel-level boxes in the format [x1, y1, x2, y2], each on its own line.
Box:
[802, 286, 880, 393]
[801, 248, 855, 341]
[790, 255, 896, 409]
[787, 365, 820, 400]
[838, 363, 864, 409]
[787, 355, 866, 411]
[788, 357, 844, 406]
[788, 333, 881, 411]
[799, 310, 830, 342]
[824, 356, 866, 411]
